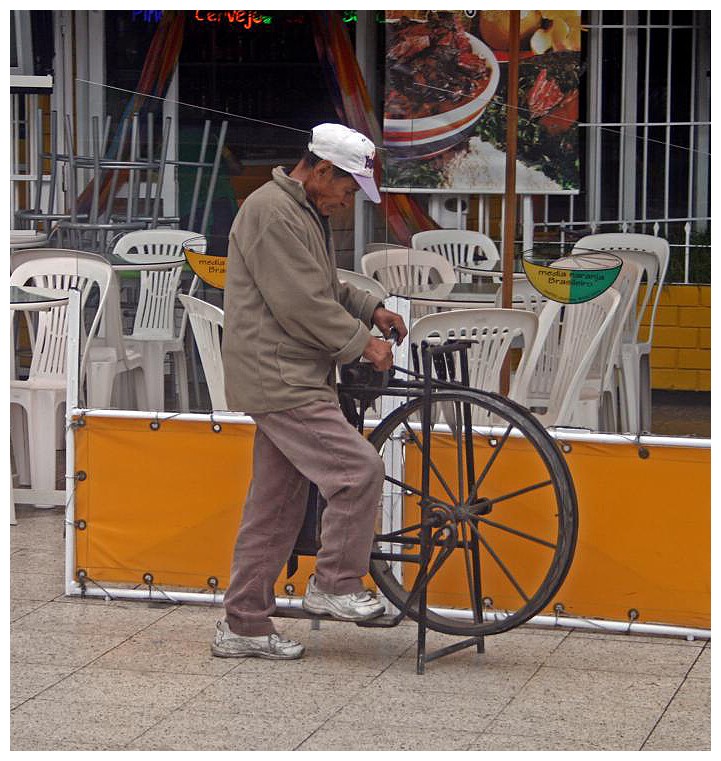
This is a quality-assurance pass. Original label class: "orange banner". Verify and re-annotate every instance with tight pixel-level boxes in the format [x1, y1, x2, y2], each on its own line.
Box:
[73, 415, 709, 628]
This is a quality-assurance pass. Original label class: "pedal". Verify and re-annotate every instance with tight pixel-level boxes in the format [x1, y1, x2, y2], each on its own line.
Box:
[354, 614, 402, 628]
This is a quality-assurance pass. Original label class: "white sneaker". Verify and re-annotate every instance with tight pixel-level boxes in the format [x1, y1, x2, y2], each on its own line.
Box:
[302, 575, 385, 621]
[210, 620, 305, 660]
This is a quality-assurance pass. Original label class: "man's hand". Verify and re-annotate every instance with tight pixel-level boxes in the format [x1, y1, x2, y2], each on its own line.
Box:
[362, 336, 394, 371]
[372, 306, 408, 344]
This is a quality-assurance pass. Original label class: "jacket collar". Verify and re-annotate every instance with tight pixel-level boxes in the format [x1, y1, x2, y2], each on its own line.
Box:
[272, 166, 330, 242]
[272, 166, 313, 209]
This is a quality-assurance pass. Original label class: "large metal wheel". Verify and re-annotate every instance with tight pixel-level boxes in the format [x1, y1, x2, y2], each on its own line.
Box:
[368, 390, 578, 637]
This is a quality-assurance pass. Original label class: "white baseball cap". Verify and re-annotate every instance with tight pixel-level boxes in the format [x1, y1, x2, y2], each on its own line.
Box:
[308, 123, 381, 203]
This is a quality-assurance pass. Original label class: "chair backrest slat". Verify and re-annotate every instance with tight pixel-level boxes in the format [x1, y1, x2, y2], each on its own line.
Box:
[515, 288, 621, 426]
[178, 294, 227, 410]
[10, 253, 113, 384]
[112, 229, 206, 340]
[571, 233, 670, 345]
[411, 230, 500, 270]
[410, 308, 538, 401]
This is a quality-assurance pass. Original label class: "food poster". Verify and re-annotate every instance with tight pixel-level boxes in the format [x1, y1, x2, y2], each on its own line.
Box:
[382, 10, 581, 194]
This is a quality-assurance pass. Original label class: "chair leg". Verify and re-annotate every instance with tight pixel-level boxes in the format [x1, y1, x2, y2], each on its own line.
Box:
[186, 334, 201, 409]
[113, 371, 133, 409]
[173, 350, 190, 412]
[56, 403, 66, 450]
[639, 354, 652, 432]
[620, 352, 641, 435]
[132, 367, 149, 410]
[27, 392, 60, 507]
[10, 458, 17, 525]
[138, 344, 166, 411]
[86, 360, 118, 408]
[10, 404, 30, 486]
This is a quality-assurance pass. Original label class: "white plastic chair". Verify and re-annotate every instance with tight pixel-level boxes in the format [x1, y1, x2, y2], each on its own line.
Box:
[178, 295, 227, 411]
[10, 257, 112, 504]
[112, 229, 205, 412]
[410, 308, 538, 428]
[515, 288, 621, 429]
[493, 276, 546, 314]
[572, 233, 670, 432]
[11, 247, 109, 273]
[575, 259, 643, 432]
[494, 278, 557, 408]
[337, 268, 389, 301]
[361, 247, 457, 289]
[85, 275, 147, 410]
[10, 247, 146, 415]
[411, 229, 500, 282]
[364, 242, 407, 254]
[361, 248, 457, 319]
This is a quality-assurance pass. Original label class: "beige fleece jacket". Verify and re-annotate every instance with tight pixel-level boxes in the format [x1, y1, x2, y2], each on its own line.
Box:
[221, 167, 380, 413]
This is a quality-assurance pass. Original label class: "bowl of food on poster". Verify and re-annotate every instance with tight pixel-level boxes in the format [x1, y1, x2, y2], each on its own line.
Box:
[382, 11, 500, 160]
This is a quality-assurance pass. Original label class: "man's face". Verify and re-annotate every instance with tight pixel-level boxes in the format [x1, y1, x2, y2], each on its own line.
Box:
[304, 160, 359, 216]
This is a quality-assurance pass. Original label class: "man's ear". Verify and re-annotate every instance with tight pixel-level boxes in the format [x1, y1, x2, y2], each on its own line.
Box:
[312, 159, 335, 181]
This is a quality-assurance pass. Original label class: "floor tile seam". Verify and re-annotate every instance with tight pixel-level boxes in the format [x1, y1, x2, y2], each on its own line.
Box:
[10, 600, 54, 624]
[525, 660, 699, 682]
[296, 709, 499, 736]
[291, 647, 414, 750]
[473, 715, 660, 748]
[10, 709, 180, 753]
[228, 667, 385, 682]
[638, 646, 711, 751]
[538, 624, 573, 659]
[12, 676, 230, 733]
[360, 667, 543, 694]
[475, 657, 547, 735]
[293, 708, 475, 751]
[364, 637, 420, 686]
[563, 627, 708, 647]
[9, 603, 185, 712]
[96, 674, 253, 750]
[11, 743, 127, 752]
[10, 589, 66, 604]
[125, 689, 330, 751]
[466, 729, 640, 751]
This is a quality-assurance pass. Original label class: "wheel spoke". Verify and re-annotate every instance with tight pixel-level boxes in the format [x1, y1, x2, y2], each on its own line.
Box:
[480, 479, 553, 508]
[470, 423, 514, 498]
[401, 419, 458, 505]
[383, 475, 455, 512]
[475, 516, 557, 549]
[468, 521, 530, 603]
[459, 519, 481, 623]
[454, 401, 465, 504]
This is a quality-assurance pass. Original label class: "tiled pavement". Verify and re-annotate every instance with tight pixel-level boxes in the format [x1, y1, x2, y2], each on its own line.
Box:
[9, 505, 710, 752]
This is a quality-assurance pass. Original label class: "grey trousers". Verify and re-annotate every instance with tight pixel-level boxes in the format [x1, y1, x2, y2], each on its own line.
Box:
[223, 400, 386, 636]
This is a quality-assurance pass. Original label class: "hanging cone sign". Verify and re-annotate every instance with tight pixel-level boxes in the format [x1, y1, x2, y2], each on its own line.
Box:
[522, 249, 622, 304]
[183, 237, 227, 289]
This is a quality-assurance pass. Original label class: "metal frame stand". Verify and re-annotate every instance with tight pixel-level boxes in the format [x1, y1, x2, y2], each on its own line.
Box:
[278, 339, 487, 674]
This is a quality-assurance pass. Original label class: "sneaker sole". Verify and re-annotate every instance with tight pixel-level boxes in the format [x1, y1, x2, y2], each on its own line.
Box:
[210, 644, 304, 660]
[301, 599, 385, 622]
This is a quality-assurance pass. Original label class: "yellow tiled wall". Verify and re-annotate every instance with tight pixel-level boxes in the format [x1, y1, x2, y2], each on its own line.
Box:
[642, 285, 711, 391]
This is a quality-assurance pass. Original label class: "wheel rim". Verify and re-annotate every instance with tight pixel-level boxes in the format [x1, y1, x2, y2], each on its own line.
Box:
[369, 390, 577, 636]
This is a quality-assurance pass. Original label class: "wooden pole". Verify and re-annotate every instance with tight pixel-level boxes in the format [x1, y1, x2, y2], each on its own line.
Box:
[500, 10, 521, 395]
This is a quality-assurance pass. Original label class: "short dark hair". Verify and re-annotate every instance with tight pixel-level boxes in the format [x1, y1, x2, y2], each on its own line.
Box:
[302, 149, 352, 180]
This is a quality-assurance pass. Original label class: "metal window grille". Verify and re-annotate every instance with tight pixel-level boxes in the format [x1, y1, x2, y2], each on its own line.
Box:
[538, 9, 710, 283]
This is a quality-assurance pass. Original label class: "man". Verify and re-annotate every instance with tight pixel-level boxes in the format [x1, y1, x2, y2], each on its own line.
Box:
[212, 123, 408, 660]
